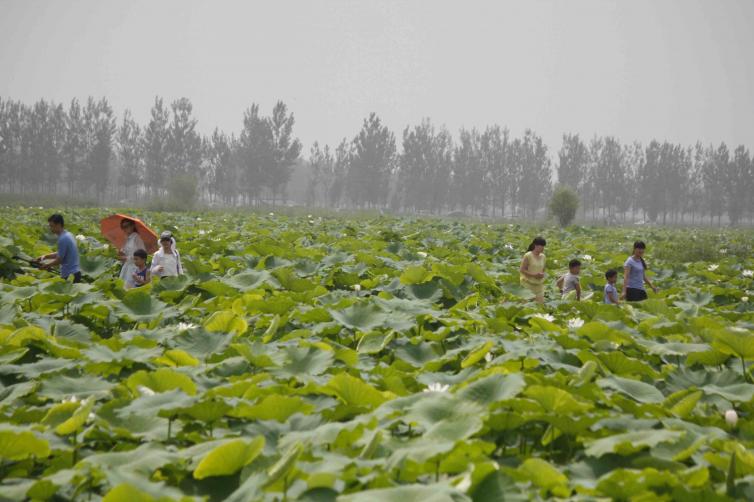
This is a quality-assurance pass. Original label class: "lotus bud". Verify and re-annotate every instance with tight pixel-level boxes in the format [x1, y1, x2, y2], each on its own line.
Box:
[354, 284, 362, 292]
[725, 409, 738, 427]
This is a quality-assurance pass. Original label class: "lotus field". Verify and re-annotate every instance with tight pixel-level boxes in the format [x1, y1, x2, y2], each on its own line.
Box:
[2, 207, 754, 501]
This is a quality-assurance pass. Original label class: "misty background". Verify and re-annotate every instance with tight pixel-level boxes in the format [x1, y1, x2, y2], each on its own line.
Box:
[0, 0, 752, 224]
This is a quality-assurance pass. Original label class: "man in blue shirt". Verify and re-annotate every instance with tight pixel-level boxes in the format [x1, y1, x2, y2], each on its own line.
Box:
[38, 214, 81, 283]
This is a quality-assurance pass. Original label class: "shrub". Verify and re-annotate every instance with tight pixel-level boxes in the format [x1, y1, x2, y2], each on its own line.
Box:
[549, 185, 580, 227]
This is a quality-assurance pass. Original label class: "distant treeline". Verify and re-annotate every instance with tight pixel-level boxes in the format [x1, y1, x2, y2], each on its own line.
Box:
[0, 96, 752, 224]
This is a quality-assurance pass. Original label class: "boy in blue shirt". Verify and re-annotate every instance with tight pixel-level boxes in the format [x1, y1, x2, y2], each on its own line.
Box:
[604, 269, 620, 305]
[38, 214, 81, 283]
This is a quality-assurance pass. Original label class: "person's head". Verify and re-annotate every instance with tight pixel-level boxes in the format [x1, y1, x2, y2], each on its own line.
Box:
[569, 259, 582, 275]
[133, 249, 147, 268]
[160, 231, 174, 252]
[605, 269, 618, 284]
[528, 237, 546, 254]
[47, 213, 64, 234]
[632, 241, 647, 269]
[120, 218, 137, 235]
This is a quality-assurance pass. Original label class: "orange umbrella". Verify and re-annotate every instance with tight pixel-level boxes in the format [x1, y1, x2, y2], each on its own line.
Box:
[100, 213, 159, 254]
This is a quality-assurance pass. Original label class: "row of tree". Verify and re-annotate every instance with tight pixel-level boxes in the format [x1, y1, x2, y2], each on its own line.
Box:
[0, 97, 301, 206]
[310, 118, 753, 225]
[1, 96, 752, 224]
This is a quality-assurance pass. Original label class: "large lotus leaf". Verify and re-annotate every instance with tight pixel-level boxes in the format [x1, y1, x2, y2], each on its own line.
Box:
[126, 368, 197, 396]
[193, 436, 265, 479]
[83, 443, 180, 476]
[584, 429, 685, 457]
[114, 290, 172, 322]
[329, 302, 414, 331]
[471, 471, 527, 502]
[597, 375, 665, 404]
[55, 396, 95, 435]
[170, 328, 235, 358]
[326, 373, 390, 410]
[457, 373, 526, 405]
[231, 394, 315, 422]
[78, 254, 111, 278]
[271, 345, 334, 379]
[525, 385, 593, 413]
[712, 328, 754, 360]
[515, 458, 570, 497]
[202, 310, 248, 335]
[0, 428, 51, 461]
[223, 270, 276, 292]
[339, 484, 470, 502]
[37, 374, 114, 400]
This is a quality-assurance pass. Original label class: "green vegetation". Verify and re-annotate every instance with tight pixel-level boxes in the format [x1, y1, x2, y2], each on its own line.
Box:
[548, 185, 580, 227]
[1, 207, 754, 501]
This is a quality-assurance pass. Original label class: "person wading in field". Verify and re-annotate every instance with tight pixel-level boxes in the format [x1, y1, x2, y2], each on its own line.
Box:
[520, 237, 547, 304]
[621, 240, 658, 302]
[38, 213, 81, 283]
[118, 218, 146, 285]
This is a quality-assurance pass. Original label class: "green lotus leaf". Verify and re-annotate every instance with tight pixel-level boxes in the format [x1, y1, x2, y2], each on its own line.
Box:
[193, 436, 265, 479]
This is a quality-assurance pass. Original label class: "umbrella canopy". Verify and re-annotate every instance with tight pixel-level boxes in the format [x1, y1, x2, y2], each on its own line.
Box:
[100, 214, 159, 254]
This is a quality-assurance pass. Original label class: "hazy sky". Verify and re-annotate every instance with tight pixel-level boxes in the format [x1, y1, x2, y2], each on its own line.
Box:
[1, 0, 752, 153]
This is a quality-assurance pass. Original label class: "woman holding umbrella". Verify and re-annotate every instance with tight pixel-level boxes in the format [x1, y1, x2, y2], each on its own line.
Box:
[100, 214, 159, 287]
[117, 218, 146, 284]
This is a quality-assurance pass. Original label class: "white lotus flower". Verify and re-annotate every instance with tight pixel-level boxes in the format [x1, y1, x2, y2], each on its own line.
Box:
[720, 249, 728, 255]
[582, 254, 593, 261]
[417, 251, 428, 258]
[75, 234, 86, 242]
[456, 473, 472, 492]
[198, 229, 206, 235]
[567, 317, 585, 329]
[743, 270, 753, 278]
[196, 217, 202, 221]
[103, 244, 109, 250]
[88, 412, 96, 422]
[742, 297, 749, 302]
[269, 212, 275, 216]
[531, 313, 555, 322]
[484, 352, 494, 363]
[708, 264, 719, 272]
[307, 214, 313, 218]
[63, 395, 80, 404]
[353, 284, 362, 292]
[423, 382, 450, 393]
[177, 322, 198, 331]
[504, 243, 514, 250]
[725, 409, 738, 427]
[137, 385, 156, 397]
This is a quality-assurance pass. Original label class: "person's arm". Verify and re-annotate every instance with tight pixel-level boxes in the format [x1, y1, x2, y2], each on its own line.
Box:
[150, 253, 163, 275]
[608, 290, 620, 304]
[176, 251, 183, 274]
[556, 275, 565, 292]
[621, 266, 630, 299]
[575, 280, 581, 301]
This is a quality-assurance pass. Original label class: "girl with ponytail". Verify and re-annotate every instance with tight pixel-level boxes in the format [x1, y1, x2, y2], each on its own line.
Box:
[520, 237, 547, 303]
[621, 240, 658, 302]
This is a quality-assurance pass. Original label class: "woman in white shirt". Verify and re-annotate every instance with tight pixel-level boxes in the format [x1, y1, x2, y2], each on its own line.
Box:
[118, 218, 146, 285]
[151, 231, 183, 278]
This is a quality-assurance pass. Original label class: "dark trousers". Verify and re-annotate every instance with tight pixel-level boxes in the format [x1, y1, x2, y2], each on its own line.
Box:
[625, 287, 647, 302]
[64, 272, 82, 283]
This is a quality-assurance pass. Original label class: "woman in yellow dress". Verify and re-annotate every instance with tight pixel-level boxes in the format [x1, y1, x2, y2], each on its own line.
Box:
[520, 237, 547, 303]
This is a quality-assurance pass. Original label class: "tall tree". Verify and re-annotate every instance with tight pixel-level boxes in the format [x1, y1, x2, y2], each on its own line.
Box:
[207, 128, 236, 204]
[348, 113, 395, 208]
[237, 104, 273, 204]
[142, 97, 170, 197]
[167, 97, 203, 178]
[84, 97, 116, 200]
[117, 109, 143, 200]
[267, 101, 302, 204]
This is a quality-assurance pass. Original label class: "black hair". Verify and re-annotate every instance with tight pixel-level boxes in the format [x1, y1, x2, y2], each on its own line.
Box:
[133, 249, 147, 260]
[569, 259, 581, 269]
[121, 218, 137, 232]
[633, 241, 647, 269]
[527, 237, 547, 252]
[605, 269, 618, 280]
[48, 214, 64, 226]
